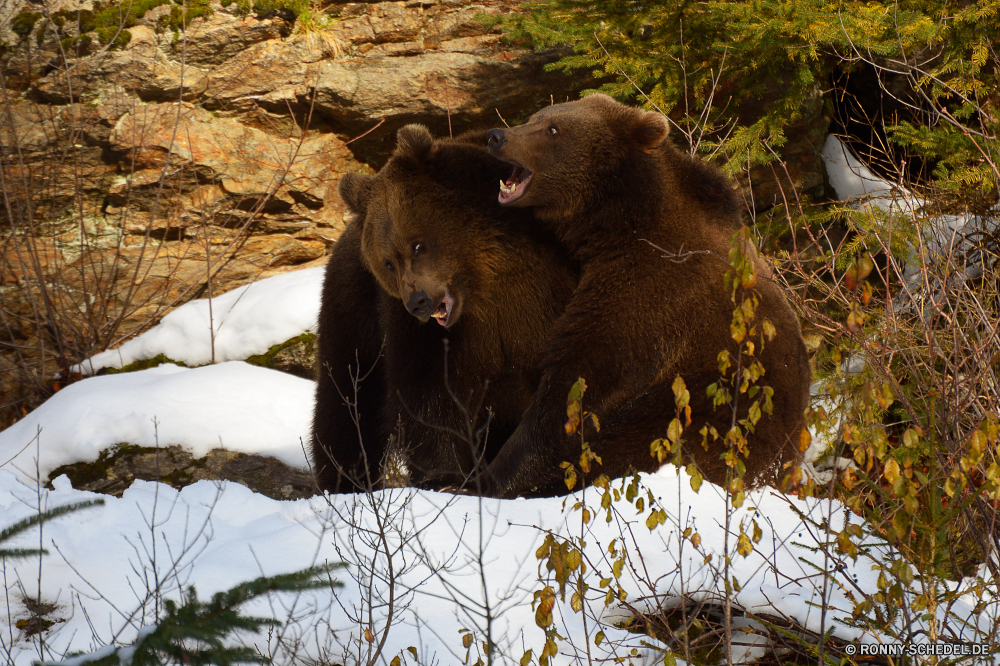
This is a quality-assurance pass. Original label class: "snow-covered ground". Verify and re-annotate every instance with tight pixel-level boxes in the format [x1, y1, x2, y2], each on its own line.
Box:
[70, 267, 325, 376]
[2, 138, 999, 664]
[0, 362, 314, 481]
[3, 467, 994, 666]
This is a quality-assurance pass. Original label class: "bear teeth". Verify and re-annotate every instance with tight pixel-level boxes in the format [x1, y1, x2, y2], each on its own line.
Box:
[500, 179, 516, 194]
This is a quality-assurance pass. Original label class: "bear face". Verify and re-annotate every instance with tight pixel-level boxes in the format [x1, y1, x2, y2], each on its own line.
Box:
[344, 172, 472, 329]
[340, 126, 521, 331]
[487, 94, 669, 219]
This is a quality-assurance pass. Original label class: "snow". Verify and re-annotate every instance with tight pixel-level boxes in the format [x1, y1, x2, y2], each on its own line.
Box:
[1, 469, 995, 666]
[72, 267, 324, 376]
[820, 135, 921, 213]
[0, 362, 314, 483]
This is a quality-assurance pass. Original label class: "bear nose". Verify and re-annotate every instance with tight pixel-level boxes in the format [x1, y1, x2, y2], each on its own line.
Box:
[487, 128, 507, 152]
[406, 290, 432, 317]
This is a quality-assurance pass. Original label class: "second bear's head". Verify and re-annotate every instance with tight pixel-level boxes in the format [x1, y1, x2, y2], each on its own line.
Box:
[339, 124, 525, 329]
[486, 93, 669, 219]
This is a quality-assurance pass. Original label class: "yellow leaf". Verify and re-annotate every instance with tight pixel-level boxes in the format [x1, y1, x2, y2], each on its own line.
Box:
[840, 469, 858, 490]
[892, 511, 910, 541]
[970, 430, 988, 454]
[728, 476, 744, 496]
[543, 637, 558, 659]
[391, 657, 401, 666]
[408, 647, 418, 660]
[799, 427, 812, 453]
[883, 459, 901, 485]
[565, 378, 587, 435]
[535, 586, 555, 628]
[520, 650, 532, 666]
[903, 428, 920, 449]
[717, 349, 731, 375]
[563, 466, 577, 491]
[690, 532, 701, 548]
[650, 438, 669, 463]
[667, 418, 683, 443]
[571, 591, 583, 613]
[365, 627, 375, 643]
[737, 531, 753, 557]
[731, 319, 747, 343]
[462, 633, 474, 649]
[762, 319, 776, 341]
[857, 253, 874, 280]
[687, 466, 703, 492]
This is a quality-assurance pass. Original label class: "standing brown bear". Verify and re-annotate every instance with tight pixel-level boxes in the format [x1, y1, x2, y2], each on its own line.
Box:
[311, 126, 576, 493]
[481, 94, 811, 498]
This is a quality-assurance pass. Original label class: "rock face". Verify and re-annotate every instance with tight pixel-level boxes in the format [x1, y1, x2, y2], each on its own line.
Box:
[2, 0, 596, 304]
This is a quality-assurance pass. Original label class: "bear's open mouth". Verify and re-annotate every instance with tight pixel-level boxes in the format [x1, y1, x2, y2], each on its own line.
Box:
[430, 291, 455, 327]
[498, 164, 534, 204]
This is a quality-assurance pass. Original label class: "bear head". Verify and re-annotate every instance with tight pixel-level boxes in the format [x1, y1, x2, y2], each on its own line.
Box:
[339, 125, 508, 329]
[486, 94, 669, 218]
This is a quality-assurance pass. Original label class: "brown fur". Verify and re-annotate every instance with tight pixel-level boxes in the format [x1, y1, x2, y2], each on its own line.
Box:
[481, 94, 811, 498]
[310, 126, 576, 492]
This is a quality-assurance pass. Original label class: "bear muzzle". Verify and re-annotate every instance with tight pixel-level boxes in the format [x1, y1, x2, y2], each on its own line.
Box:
[405, 289, 457, 327]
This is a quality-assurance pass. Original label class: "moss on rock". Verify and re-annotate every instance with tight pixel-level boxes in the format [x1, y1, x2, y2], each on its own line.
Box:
[104, 353, 187, 374]
[244, 332, 316, 379]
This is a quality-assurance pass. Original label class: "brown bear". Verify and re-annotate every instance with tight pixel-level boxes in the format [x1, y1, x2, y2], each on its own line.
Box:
[480, 93, 811, 498]
[311, 125, 576, 493]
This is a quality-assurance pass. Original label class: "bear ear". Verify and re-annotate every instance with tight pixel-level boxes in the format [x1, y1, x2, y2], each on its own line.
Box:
[394, 124, 435, 161]
[629, 110, 669, 152]
[338, 172, 372, 217]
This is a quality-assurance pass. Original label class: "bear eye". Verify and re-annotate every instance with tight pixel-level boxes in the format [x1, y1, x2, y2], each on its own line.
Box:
[385, 260, 395, 272]
[548, 125, 558, 136]
[412, 241, 423, 256]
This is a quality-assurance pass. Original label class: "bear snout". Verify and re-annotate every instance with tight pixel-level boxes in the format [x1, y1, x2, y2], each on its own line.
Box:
[406, 290, 433, 317]
[487, 128, 508, 152]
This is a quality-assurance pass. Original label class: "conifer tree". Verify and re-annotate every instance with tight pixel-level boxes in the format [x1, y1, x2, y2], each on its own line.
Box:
[501, 0, 999, 199]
